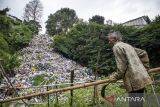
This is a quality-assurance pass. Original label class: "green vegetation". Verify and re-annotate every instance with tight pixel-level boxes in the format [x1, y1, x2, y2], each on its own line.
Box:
[51, 15, 160, 106]
[54, 22, 116, 75]
[52, 15, 160, 75]
[2, 83, 160, 107]
[46, 8, 78, 35]
[30, 83, 160, 107]
[1, 7, 160, 106]
[45, 8, 160, 106]
[32, 74, 58, 86]
[89, 15, 105, 24]
[0, 8, 37, 79]
[32, 75, 46, 86]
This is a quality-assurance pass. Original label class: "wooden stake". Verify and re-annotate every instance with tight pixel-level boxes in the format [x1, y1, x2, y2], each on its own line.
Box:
[0, 61, 28, 105]
[70, 70, 74, 107]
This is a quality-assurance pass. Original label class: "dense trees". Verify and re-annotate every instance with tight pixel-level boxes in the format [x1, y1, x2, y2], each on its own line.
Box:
[0, 8, 10, 15]
[1, 4, 159, 78]
[24, 20, 41, 35]
[89, 15, 105, 24]
[53, 15, 160, 75]
[46, 8, 78, 35]
[54, 22, 115, 75]
[0, 1, 43, 79]
[133, 16, 160, 67]
[0, 8, 36, 78]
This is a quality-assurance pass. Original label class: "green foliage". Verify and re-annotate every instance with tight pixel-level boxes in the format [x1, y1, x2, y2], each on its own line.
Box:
[54, 22, 116, 75]
[9, 24, 33, 51]
[0, 14, 34, 52]
[0, 33, 9, 52]
[24, 20, 40, 35]
[46, 8, 78, 35]
[139, 18, 160, 67]
[104, 83, 126, 95]
[152, 15, 160, 22]
[0, 33, 21, 76]
[89, 15, 105, 24]
[0, 8, 10, 15]
[121, 16, 160, 67]
[54, 15, 160, 75]
[0, 8, 36, 78]
[32, 75, 46, 86]
[0, 15, 12, 35]
[0, 49, 20, 77]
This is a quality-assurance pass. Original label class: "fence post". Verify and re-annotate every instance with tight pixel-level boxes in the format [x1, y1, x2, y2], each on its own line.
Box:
[93, 71, 97, 105]
[0, 59, 28, 106]
[0, 103, 3, 107]
[93, 48, 101, 107]
[55, 81, 59, 103]
[47, 86, 49, 107]
[70, 70, 74, 107]
[93, 71, 101, 107]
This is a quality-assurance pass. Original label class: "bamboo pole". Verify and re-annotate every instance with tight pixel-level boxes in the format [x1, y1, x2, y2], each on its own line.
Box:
[0, 67, 159, 103]
[148, 67, 160, 73]
[0, 60, 28, 105]
[0, 79, 111, 103]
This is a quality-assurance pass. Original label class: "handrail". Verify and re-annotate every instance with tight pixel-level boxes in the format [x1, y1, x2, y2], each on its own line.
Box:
[148, 67, 160, 73]
[0, 67, 160, 103]
[0, 79, 112, 103]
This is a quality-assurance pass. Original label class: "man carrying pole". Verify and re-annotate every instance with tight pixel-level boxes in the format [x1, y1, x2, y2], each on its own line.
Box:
[106, 31, 152, 107]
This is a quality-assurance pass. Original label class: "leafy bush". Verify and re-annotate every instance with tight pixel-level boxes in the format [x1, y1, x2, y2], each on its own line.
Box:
[0, 33, 9, 52]
[54, 22, 116, 75]
[54, 16, 160, 75]
[9, 24, 33, 51]
[0, 15, 12, 35]
[46, 8, 78, 35]
[0, 12, 36, 78]
[32, 75, 46, 86]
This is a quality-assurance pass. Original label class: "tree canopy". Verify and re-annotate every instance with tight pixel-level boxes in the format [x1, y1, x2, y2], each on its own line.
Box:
[23, 0, 43, 34]
[23, 0, 43, 22]
[89, 15, 105, 24]
[46, 8, 78, 35]
[0, 8, 36, 78]
[53, 15, 160, 75]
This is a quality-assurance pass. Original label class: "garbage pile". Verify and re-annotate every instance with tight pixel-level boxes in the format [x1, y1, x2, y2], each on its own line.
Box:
[1, 34, 94, 90]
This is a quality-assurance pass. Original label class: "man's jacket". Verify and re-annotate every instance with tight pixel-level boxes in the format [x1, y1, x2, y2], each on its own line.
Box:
[109, 41, 152, 92]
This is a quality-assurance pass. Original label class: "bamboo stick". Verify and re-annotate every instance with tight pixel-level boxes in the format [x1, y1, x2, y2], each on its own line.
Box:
[0, 61, 28, 105]
[148, 67, 160, 73]
[0, 67, 159, 103]
[0, 79, 111, 103]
